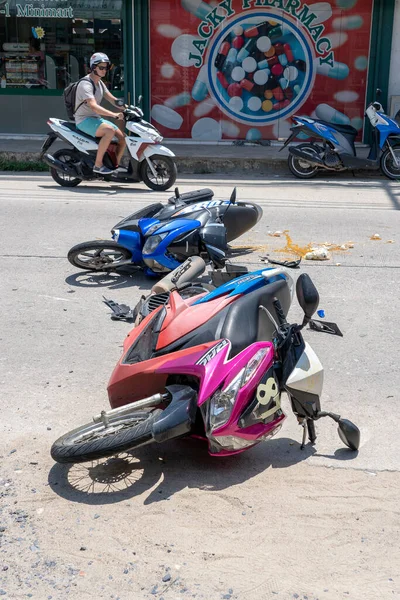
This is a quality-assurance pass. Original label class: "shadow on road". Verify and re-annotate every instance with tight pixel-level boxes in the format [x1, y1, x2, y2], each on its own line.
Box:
[39, 183, 154, 195]
[47, 437, 357, 507]
[65, 270, 154, 291]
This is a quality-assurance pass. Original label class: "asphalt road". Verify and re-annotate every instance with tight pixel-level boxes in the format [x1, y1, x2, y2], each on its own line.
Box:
[1, 172, 399, 600]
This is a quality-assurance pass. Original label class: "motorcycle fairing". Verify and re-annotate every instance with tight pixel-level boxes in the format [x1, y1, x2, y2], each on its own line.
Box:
[375, 113, 400, 147]
[111, 230, 141, 263]
[108, 325, 283, 455]
[142, 219, 202, 271]
[194, 268, 287, 305]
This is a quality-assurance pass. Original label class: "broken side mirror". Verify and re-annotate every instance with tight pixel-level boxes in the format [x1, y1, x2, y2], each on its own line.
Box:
[338, 418, 360, 451]
[296, 273, 319, 326]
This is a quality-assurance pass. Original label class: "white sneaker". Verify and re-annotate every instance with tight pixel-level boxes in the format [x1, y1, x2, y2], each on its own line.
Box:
[93, 165, 114, 175]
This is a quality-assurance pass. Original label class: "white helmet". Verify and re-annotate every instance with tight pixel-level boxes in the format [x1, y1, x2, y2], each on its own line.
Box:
[90, 52, 110, 70]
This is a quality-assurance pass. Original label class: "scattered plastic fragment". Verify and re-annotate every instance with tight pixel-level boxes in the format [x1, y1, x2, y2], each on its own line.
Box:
[370, 234, 381, 240]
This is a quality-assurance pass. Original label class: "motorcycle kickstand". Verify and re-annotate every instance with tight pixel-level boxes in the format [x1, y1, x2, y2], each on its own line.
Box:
[299, 418, 317, 450]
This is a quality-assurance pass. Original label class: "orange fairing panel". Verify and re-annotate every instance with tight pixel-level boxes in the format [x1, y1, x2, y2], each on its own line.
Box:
[107, 342, 216, 409]
[156, 291, 235, 350]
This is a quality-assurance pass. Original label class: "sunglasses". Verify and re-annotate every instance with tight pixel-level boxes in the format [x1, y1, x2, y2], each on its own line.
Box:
[96, 65, 108, 71]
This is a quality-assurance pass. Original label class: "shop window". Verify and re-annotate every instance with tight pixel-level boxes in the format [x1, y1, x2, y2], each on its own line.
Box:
[0, 0, 124, 92]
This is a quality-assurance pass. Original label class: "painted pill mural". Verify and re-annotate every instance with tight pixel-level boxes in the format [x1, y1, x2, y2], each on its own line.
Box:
[150, 0, 373, 140]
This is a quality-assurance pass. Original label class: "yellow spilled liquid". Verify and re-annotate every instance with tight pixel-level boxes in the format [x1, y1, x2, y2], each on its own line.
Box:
[275, 232, 352, 258]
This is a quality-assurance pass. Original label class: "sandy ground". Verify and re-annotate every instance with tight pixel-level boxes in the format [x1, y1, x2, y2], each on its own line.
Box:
[1, 173, 400, 600]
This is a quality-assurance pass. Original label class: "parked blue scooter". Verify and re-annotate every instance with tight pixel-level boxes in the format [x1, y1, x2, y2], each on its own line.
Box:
[282, 90, 400, 180]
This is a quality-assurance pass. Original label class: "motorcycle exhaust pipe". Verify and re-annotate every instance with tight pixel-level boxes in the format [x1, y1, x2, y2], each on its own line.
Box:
[42, 153, 78, 177]
[93, 392, 169, 427]
[151, 256, 206, 294]
[289, 147, 325, 167]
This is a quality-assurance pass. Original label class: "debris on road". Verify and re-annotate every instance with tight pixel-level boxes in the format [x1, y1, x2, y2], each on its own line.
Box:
[304, 247, 331, 261]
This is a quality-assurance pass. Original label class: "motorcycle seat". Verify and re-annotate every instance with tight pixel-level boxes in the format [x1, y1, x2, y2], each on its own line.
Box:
[219, 278, 291, 357]
[62, 121, 120, 144]
[316, 120, 358, 137]
[168, 188, 214, 205]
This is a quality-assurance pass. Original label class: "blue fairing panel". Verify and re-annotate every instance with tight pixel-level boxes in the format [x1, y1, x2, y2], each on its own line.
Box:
[376, 113, 400, 148]
[142, 220, 202, 271]
[139, 218, 160, 234]
[154, 219, 201, 234]
[115, 230, 142, 263]
[194, 269, 287, 304]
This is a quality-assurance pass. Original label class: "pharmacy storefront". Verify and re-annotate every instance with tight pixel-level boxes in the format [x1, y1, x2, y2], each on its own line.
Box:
[0, 0, 396, 139]
[148, 0, 395, 142]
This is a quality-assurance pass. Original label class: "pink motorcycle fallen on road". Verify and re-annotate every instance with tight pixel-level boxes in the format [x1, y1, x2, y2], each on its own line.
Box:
[51, 259, 360, 464]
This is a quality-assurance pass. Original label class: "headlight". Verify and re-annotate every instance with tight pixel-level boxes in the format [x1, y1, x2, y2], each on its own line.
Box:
[209, 348, 270, 432]
[209, 369, 244, 432]
[143, 233, 167, 255]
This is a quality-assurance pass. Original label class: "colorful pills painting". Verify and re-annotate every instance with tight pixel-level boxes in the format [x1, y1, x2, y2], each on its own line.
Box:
[207, 12, 314, 125]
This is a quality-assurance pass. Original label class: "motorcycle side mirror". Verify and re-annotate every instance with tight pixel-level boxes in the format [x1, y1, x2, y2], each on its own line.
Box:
[338, 418, 360, 451]
[175, 187, 180, 199]
[137, 95, 143, 106]
[296, 273, 319, 326]
[230, 187, 237, 204]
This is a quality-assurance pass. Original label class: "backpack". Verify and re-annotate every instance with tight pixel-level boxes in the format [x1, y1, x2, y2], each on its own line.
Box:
[63, 77, 96, 121]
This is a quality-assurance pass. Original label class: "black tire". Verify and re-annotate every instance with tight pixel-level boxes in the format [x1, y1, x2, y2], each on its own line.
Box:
[380, 147, 400, 180]
[288, 144, 320, 179]
[50, 148, 82, 187]
[51, 409, 162, 464]
[68, 240, 133, 272]
[140, 155, 177, 191]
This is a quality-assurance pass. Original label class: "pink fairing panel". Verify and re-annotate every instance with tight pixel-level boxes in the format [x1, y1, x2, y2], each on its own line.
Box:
[155, 339, 284, 452]
[155, 339, 274, 404]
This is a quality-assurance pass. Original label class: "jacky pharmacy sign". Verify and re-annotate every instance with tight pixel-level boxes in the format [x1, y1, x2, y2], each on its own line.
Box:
[189, 0, 336, 69]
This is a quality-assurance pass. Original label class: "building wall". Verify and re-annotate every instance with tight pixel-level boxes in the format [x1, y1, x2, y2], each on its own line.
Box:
[388, 0, 400, 115]
[149, 0, 375, 141]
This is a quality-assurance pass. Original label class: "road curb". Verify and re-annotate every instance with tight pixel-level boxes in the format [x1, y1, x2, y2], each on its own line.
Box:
[0, 149, 384, 177]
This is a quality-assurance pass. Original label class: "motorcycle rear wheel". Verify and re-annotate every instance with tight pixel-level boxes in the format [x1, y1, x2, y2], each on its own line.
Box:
[288, 144, 320, 179]
[140, 155, 177, 191]
[50, 148, 82, 187]
[51, 410, 162, 464]
[68, 240, 133, 271]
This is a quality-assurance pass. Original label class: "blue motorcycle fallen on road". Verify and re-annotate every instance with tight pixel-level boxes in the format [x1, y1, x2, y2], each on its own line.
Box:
[282, 91, 400, 180]
[67, 188, 263, 276]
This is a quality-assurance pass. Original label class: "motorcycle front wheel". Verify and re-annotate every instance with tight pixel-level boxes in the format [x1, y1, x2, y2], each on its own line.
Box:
[68, 240, 133, 271]
[51, 410, 162, 464]
[288, 143, 320, 179]
[50, 148, 82, 187]
[380, 147, 400, 180]
[140, 155, 177, 191]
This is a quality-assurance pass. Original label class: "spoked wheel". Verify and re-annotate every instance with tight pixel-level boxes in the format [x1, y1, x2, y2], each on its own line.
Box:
[380, 147, 400, 180]
[288, 144, 320, 179]
[68, 240, 133, 272]
[51, 409, 162, 464]
[50, 148, 82, 187]
[140, 155, 177, 191]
